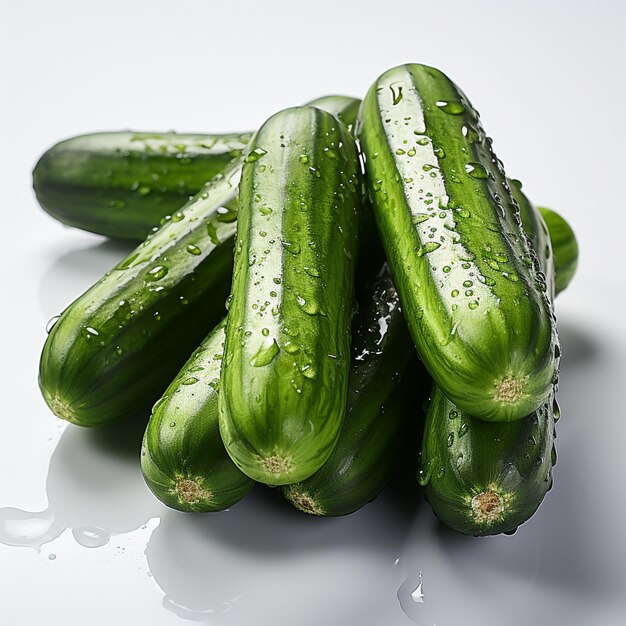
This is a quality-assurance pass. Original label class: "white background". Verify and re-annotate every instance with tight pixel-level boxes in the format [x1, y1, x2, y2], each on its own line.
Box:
[1, 1, 625, 624]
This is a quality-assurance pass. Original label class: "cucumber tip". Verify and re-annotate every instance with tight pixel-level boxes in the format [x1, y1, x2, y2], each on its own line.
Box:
[175, 477, 212, 505]
[260, 454, 294, 478]
[495, 376, 525, 405]
[46, 395, 80, 425]
[470, 490, 506, 525]
[285, 487, 323, 516]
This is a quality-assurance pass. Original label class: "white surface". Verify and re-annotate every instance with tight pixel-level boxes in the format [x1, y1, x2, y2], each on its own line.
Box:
[1, 1, 625, 624]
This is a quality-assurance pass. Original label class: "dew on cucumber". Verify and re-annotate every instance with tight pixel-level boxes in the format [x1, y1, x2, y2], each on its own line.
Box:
[416, 459, 433, 486]
[249, 338, 280, 367]
[465, 162, 490, 179]
[245, 147, 267, 163]
[146, 265, 168, 281]
[296, 295, 323, 316]
[435, 100, 465, 115]
[281, 241, 301, 255]
[45, 315, 61, 334]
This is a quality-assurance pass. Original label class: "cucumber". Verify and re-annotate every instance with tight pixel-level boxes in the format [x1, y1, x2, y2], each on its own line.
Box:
[357, 63, 559, 422]
[419, 385, 556, 535]
[219, 106, 361, 486]
[420, 180, 559, 535]
[39, 96, 361, 427]
[39, 162, 241, 427]
[33, 131, 249, 239]
[538, 206, 578, 295]
[284, 261, 424, 515]
[33, 96, 360, 240]
[141, 319, 254, 512]
[510, 179, 555, 299]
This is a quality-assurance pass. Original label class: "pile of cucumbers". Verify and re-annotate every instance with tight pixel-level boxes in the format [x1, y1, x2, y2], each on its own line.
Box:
[35, 64, 578, 536]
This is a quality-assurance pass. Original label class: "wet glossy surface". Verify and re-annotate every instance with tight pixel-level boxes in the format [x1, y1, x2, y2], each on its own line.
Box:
[2, 1, 625, 624]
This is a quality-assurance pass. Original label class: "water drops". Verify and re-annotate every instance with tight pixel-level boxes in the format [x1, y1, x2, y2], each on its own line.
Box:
[282, 241, 301, 255]
[447, 432, 455, 447]
[182, 377, 199, 386]
[458, 421, 469, 437]
[301, 364, 317, 379]
[296, 295, 322, 316]
[72, 526, 111, 548]
[249, 338, 280, 367]
[436, 100, 465, 115]
[465, 162, 489, 179]
[284, 341, 300, 354]
[416, 459, 433, 486]
[186, 244, 202, 255]
[258, 206, 273, 216]
[46, 315, 61, 334]
[416, 242, 441, 256]
[245, 147, 267, 163]
[390, 85, 403, 105]
[146, 265, 168, 281]
[412, 213, 431, 225]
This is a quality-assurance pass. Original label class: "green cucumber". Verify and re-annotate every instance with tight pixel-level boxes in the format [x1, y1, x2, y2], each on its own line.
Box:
[538, 206, 578, 295]
[358, 63, 559, 422]
[39, 162, 241, 427]
[39, 96, 361, 428]
[284, 261, 424, 515]
[419, 385, 556, 536]
[33, 131, 249, 240]
[141, 319, 254, 512]
[33, 96, 360, 240]
[420, 182, 558, 536]
[219, 106, 361, 485]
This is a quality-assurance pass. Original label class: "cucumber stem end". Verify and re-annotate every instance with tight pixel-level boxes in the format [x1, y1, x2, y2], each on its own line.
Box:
[175, 477, 213, 506]
[285, 486, 323, 516]
[495, 376, 525, 405]
[470, 490, 506, 525]
[47, 396, 80, 425]
[261, 454, 294, 478]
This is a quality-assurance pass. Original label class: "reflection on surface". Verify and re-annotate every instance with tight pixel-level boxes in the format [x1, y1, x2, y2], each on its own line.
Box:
[6, 269, 623, 626]
[396, 319, 620, 625]
[0, 409, 418, 624]
[146, 480, 418, 623]
[0, 412, 157, 550]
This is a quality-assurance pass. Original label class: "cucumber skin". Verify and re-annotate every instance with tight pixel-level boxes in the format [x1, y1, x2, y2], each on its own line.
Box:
[283, 262, 425, 516]
[219, 106, 361, 486]
[39, 163, 241, 427]
[510, 179, 555, 300]
[538, 206, 578, 295]
[421, 180, 558, 536]
[33, 131, 249, 239]
[141, 319, 254, 512]
[32, 96, 360, 240]
[358, 63, 559, 422]
[420, 385, 556, 536]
